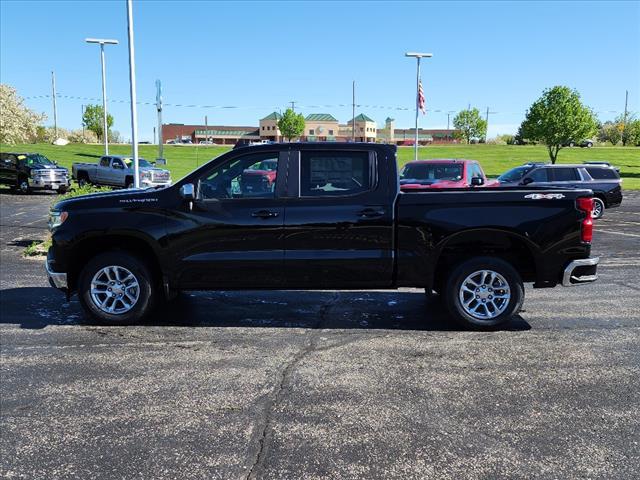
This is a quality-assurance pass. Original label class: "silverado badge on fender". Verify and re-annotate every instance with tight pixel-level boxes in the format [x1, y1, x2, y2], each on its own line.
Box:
[524, 193, 566, 200]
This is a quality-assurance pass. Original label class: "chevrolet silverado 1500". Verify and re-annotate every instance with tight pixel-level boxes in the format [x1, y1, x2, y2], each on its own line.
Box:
[47, 143, 598, 329]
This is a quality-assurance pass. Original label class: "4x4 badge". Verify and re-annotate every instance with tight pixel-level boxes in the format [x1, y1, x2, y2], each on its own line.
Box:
[524, 193, 565, 200]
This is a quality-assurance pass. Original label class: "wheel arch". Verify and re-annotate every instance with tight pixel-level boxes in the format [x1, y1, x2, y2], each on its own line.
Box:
[432, 229, 540, 287]
[67, 233, 163, 292]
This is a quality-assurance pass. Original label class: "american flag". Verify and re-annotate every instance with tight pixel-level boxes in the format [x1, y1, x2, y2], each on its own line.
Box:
[418, 79, 426, 114]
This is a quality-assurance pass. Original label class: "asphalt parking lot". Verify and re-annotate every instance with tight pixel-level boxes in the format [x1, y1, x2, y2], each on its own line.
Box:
[1, 188, 639, 479]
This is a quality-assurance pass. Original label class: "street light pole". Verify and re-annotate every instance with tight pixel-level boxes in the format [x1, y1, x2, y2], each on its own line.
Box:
[85, 38, 118, 155]
[405, 52, 432, 161]
[126, 0, 140, 188]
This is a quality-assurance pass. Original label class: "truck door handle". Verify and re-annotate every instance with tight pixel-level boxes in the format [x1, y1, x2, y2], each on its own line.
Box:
[357, 208, 385, 218]
[251, 209, 279, 219]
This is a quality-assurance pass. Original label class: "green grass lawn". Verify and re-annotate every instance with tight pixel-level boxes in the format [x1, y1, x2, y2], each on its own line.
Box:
[2, 143, 639, 189]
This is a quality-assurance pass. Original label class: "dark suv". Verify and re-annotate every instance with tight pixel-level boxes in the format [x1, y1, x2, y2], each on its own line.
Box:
[497, 163, 622, 218]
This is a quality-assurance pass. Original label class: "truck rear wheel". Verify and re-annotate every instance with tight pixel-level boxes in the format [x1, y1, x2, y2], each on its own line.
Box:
[78, 252, 157, 324]
[443, 257, 524, 329]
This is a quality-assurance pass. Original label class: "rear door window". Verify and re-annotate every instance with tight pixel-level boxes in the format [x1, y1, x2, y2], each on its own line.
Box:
[99, 157, 110, 167]
[552, 168, 579, 181]
[586, 167, 619, 180]
[526, 168, 549, 183]
[300, 151, 372, 197]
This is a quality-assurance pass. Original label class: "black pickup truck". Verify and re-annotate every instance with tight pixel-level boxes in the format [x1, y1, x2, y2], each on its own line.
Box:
[46, 143, 598, 329]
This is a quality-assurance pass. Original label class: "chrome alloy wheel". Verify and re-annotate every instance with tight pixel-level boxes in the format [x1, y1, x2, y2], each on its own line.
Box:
[90, 266, 140, 314]
[458, 269, 511, 320]
[592, 199, 604, 219]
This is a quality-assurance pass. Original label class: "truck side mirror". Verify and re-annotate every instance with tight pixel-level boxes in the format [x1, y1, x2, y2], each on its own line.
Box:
[521, 177, 533, 185]
[180, 183, 195, 201]
[471, 176, 484, 186]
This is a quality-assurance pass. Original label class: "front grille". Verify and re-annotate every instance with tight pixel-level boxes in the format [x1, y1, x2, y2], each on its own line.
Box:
[152, 171, 170, 182]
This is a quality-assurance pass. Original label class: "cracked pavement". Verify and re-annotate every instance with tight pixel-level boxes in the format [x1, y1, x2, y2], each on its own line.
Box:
[1, 188, 639, 479]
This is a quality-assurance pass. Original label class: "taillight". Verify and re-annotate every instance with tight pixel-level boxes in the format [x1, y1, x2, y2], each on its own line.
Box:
[577, 197, 593, 243]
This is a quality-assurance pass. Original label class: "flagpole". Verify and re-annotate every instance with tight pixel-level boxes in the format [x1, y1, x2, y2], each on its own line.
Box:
[405, 52, 432, 161]
[414, 58, 420, 161]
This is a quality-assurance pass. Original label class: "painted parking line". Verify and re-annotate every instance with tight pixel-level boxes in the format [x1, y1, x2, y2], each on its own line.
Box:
[596, 229, 640, 238]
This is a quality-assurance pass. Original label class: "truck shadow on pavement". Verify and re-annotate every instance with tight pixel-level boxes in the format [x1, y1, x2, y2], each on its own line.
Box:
[0, 287, 531, 332]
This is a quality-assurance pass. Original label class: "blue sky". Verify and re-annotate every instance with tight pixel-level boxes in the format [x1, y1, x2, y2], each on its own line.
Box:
[1, 0, 639, 141]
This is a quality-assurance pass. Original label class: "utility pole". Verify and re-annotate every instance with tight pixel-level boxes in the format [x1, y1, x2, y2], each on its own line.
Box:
[352, 81, 356, 142]
[156, 79, 163, 160]
[205, 114, 208, 142]
[153, 126, 156, 145]
[622, 90, 629, 146]
[289, 101, 296, 112]
[81, 104, 85, 141]
[51, 71, 58, 139]
[484, 107, 497, 142]
[126, 0, 140, 187]
[447, 111, 455, 131]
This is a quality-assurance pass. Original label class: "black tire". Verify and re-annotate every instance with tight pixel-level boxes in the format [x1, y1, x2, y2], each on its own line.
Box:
[125, 177, 134, 189]
[16, 177, 30, 194]
[78, 251, 157, 324]
[443, 256, 524, 330]
[58, 186, 68, 194]
[77, 176, 90, 188]
[592, 197, 605, 219]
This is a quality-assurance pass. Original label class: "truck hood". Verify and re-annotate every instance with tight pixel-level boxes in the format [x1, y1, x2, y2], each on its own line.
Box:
[53, 186, 166, 212]
[31, 163, 67, 171]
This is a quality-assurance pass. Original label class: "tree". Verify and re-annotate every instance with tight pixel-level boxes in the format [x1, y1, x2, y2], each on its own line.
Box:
[82, 104, 114, 141]
[598, 121, 622, 145]
[277, 108, 305, 141]
[625, 119, 640, 146]
[0, 84, 46, 144]
[617, 113, 637, 146]
[453, 108, 487, 144]
[520, 86, 597, 163]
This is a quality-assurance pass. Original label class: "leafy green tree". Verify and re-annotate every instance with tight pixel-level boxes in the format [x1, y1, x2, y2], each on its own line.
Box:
[598, 121, 622, 145]
[82, 104, 114, 141]
[520, 86, 597, 163]
[277, 108, 305, 141]
[0, 84, 46, 144]
[617, 113, 637, 146]
[453, 108, 487, 144]
[624, 119, 640, 146]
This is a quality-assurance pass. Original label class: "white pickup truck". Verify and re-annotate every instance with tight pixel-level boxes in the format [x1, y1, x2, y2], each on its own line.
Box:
[72, 155, 172, 189]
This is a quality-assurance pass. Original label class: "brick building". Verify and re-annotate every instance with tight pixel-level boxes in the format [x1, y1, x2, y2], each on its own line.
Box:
[162, 114, 456, 145]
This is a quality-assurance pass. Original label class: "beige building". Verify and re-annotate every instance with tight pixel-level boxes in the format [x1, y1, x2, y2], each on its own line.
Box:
[346, 114, 377, 142]
[259, 112, 283, 142]
[303, 113, 340, 141]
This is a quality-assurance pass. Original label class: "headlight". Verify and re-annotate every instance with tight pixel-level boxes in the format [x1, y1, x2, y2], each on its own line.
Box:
[48, 211, 68, 230]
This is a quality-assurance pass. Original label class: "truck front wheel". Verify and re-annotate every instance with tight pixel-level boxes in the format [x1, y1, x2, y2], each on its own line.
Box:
[444, 257, 524, 329]
[78, 252, 157, 324]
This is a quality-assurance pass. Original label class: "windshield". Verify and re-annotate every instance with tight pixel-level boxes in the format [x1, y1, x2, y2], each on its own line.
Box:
[122, 158, 153, 169]
[22, 154, 55, 167]
[497, 166, 532, 182]
[400, 163, 463, 181]
[248, 159, 278, 171]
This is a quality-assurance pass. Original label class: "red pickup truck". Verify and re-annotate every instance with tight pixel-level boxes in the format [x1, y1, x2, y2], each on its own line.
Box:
[399, 159, 497, 190]
[239, 158, 278, 195]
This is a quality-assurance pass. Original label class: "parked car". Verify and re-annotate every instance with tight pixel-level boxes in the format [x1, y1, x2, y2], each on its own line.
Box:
[72, 155, 172, 189]
[496, 162, 622, 218]
[46, 143, 599, 330]
[562, 139, 594, 148]
[239, 158, 278, 196]
[399, 159, 497, 190]
[0, 152, 70, 194]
